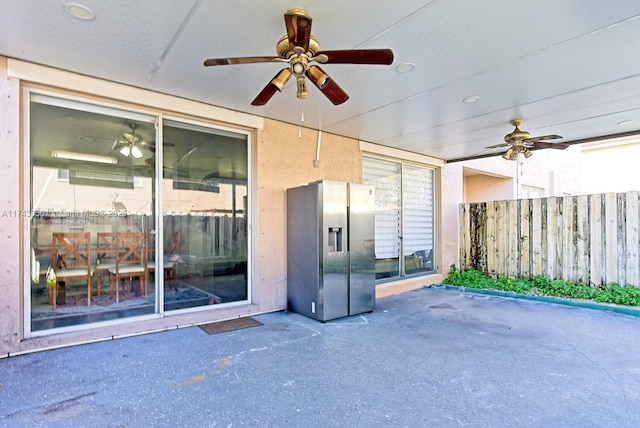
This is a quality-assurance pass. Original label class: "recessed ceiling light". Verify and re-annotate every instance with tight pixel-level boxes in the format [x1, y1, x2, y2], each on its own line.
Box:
[395, 63, 415, 73]
[64, 3, 95, 21]
[463, 95, 481, 104]
[617, 119, 635, 126]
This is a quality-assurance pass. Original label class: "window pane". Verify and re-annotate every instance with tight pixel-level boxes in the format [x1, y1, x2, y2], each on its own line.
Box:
[29, 94, 156, 331]
[403, 165, 435, 274]
[161, 120, 248, 309]
[363, 157, 401, 279]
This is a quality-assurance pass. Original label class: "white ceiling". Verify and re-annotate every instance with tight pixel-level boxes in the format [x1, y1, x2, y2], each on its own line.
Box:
[2, 0, 640, 162]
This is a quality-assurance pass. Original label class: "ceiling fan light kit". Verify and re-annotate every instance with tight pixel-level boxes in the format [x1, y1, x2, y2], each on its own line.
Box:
[114, 122, 155, 158]
[203, 8, 394, 106]
[271, 68, 292, 91]
[119, 145, 143, 159]
[489, 118, 569, 161]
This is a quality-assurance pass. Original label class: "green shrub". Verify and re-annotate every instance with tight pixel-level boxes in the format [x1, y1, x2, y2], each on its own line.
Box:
[443, 265, 640, 307]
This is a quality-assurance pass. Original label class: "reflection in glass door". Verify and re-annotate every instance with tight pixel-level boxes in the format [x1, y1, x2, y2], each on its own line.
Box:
[29, 94, 156, 331]
[161, 120, 248, 310]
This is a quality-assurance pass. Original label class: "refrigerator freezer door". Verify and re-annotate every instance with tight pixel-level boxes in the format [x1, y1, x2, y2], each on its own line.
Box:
[319, 181, 349, 321]
[348, 183, 376, 315]
[287, 184, 321, 319]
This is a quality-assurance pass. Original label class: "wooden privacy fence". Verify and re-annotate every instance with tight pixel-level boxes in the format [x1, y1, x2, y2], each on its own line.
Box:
[459, 192, 640, 287]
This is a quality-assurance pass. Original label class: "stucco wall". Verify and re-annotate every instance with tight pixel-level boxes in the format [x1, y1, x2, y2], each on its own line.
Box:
[464, 173, 512, 203]
[253, 121, 363, 312]
[581, 141, 640, 194]
[0, 56, 21, 353]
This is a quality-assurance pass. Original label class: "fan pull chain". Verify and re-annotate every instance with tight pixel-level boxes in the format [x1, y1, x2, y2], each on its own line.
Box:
[298, 101, 305, 138]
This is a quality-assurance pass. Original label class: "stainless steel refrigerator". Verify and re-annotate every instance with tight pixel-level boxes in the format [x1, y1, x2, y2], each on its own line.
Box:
[287, 180, 375, 321]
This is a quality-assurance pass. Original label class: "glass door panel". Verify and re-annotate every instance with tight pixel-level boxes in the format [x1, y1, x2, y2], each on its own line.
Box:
[29, 94, 156, 331]
[161, 120, 248, 310]
[402, 165, 435, 274]
[363, 157, 402, 279]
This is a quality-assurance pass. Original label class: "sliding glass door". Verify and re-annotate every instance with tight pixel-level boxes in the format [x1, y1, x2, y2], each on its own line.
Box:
[161, 120, 248, 310]
[27, 93, 249, 333]
[363, 157, 435, 280]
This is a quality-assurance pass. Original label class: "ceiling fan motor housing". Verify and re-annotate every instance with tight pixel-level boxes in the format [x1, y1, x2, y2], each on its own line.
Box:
[504, 124, 532, 147]
[276, 35, 321, 59]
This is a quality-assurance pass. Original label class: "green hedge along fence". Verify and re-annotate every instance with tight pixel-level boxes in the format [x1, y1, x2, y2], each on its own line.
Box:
[444, 265, 640, 307]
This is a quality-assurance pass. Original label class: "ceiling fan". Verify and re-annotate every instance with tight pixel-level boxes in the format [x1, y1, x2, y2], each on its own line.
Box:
[114, 123, 174, 158]
[203, 8, 394, 106]
[486, 119, 569, 160]
[115, 123, 146, 159]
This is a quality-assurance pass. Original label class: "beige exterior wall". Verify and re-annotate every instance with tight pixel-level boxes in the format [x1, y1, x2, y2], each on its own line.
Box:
[0, 58, 444, 356]
[581, 140, 640, 194]
[464, 172, 512, 203]
[253, 121, 365, 312]
[0, 56, 22, 354]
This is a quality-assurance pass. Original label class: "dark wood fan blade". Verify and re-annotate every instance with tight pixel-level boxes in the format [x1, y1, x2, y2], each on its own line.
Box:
[318, 49, 394, 65]
[530, 141, 570, 150]
[485, 143, 510, 149]
[285, 10, 312, 51]
[204, 56, 278, 66]
[524, 134, 563, 142]
[251, 80, 279, 106]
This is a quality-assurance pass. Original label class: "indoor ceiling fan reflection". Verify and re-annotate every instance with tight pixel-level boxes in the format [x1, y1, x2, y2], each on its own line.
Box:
[119, 144, 144, 159]
[116, 123, 146, 159]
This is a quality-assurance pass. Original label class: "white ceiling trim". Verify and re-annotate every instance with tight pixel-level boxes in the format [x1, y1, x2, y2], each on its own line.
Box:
[7, 58, 264, 131]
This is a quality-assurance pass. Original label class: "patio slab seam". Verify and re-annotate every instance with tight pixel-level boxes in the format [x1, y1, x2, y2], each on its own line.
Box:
[429, 284, 640, 317]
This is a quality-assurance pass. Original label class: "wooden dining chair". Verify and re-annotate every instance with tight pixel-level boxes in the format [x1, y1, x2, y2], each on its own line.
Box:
[52, 232, 94, 305]
[95, 232, 120, 297]
[107, 232, 147, 303]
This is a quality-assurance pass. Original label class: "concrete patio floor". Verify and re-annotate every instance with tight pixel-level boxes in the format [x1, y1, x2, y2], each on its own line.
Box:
[1, 286, 640, 427]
